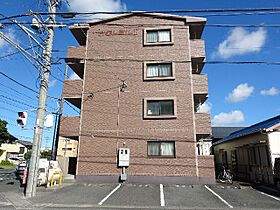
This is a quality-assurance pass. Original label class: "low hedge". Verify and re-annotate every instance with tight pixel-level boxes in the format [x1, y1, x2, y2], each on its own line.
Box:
[0, 160, 16, 167]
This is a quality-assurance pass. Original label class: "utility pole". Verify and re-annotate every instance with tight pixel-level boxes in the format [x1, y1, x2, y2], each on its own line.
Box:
[25, 0, 59, 198]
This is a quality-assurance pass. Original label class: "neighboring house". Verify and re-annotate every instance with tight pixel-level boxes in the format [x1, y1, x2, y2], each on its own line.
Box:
[0, 140, 32, 164]
[56, 136, 78, 176]
[213, 115, 280, 185]
[59, 12, 214, 184]
[57, 136, 78, 157]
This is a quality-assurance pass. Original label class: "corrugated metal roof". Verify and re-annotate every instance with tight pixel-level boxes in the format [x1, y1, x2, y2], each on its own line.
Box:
[214, 115, 280, 145]
[212, 126, 247, 138]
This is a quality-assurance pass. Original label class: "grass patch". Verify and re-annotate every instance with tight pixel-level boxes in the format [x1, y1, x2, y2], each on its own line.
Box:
[0, 160, 16, 168]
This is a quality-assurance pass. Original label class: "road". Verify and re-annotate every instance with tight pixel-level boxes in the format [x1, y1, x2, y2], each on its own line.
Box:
[0, 168, 280, 209]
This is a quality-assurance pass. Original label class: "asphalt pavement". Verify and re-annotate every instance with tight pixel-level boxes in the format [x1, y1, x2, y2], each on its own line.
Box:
[1, 167, 280, 209]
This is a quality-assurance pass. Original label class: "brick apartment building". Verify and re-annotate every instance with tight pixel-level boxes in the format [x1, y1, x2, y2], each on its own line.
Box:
[59, 12, 215, 184]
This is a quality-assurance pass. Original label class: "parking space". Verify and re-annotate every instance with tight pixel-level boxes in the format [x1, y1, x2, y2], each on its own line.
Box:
[30, 183, 121, 205]
[164, 184, 231, 208]
[211, 185, 280, 209]
[103, 183, 160, 207]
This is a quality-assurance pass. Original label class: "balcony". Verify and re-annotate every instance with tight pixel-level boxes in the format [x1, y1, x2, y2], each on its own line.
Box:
[59, 116, 80, 138]
[67, 46, 86, 59]
[65, 46, 86, 79]
[190, 39, 205, 58]
[192, 74, 208, 95]
[195, 112, 211, 136]
[62, 80, 83, 109]
[192, 57, 205, 74]
[69, 24, 89, 46]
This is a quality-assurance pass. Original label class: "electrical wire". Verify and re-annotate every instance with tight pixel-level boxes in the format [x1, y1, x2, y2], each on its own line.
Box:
[64, 100, 80, 114]
[0, 94, 37, 109]
[0, 71, 60, 100]
[59, 57, 280, 65]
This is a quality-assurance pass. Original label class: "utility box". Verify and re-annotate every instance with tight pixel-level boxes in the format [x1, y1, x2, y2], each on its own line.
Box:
[118, 148, 130, 167]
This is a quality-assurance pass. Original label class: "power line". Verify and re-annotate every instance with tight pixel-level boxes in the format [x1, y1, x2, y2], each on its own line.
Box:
[0, 71, 40, 94]
[0, 81, 36, 101]
[1, 7, 280, 22]
[3, 21, 280, 28]
[60, 57, 280, 65]
[64, 100, 80, 114]
[0, 94, 37, 109]
[32, 8, 280, 16]
[0, 71, 60, 100]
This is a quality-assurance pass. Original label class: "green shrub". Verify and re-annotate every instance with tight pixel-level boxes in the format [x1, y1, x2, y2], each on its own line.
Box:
[0, 160, 16, 167]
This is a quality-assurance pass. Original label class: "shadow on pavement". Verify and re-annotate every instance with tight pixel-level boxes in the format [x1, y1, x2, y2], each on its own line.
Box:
[252, 184, 280, 198]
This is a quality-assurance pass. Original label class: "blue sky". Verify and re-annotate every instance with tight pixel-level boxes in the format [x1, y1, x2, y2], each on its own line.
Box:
[0, 0, 280, 146]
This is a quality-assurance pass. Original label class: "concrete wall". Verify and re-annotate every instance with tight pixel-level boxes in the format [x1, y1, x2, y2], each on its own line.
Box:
[268, 131, 280, 168]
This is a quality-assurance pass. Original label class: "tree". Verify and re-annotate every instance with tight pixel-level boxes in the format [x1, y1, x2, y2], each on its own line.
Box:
[24, 152, 31, 160]
[40, 150, 51, 160]
[0, 119, 10, 144]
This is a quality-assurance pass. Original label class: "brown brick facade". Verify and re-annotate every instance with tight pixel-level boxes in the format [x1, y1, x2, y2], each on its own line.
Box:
[60, 13, 215, 184]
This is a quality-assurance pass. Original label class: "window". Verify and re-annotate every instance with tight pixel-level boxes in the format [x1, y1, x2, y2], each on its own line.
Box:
[144, 97, 177, 119]
[144, 28, 173, 46]
[144, 62, 175, 81]
[147, 63, 172, 78]
[147, 100, 174, 116]
[19, 147, 25, 154]
[147, 142, 175, 157]
[147, 30, 171, 43]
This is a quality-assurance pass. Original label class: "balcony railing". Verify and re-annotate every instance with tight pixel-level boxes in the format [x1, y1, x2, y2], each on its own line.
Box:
[190, 39, 205, 58]
[62, 80, 83, 99]
[195, 112, 211, 135]
[60, 116, 80, 137]
[192, 74, 208, 95]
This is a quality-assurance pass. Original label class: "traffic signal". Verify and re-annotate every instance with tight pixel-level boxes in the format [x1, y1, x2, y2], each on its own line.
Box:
[17, 111, 28, 127]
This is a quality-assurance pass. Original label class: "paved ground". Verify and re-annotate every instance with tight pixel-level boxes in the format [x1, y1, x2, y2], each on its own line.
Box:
[1, 168, 280, 209]
[0, 167, 17, 182]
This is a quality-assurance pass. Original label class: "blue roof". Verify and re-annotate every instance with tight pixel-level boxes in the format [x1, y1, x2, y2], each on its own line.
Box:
[214, 115, 280, 145]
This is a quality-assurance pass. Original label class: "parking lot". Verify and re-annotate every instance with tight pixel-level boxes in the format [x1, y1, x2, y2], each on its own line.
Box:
[1, 166, 280, 210]
[27, 182, 280, 209]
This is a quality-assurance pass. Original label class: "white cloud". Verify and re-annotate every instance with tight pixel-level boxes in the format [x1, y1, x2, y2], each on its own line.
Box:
[68, 72, 81, 80]
[67, 0, 127, 19]
[260, 87, 280, 96]
[226, 83, 254, 103]
[48, 80, 57, 87]
[0, 28, 16, 49]
[214, 27, 266, 58]
[212, 110, 245, 125]
[197, 102, 212, 113]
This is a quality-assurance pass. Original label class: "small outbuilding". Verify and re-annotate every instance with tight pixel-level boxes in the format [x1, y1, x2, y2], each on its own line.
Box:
[213, 115, 280, 185]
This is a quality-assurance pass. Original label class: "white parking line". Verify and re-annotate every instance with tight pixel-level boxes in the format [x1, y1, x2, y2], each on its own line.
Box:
[160, 184, 165, 206]
[204, 185, 233, 208]
[98, 184, 121, 205]
[255, 189, 280, 201]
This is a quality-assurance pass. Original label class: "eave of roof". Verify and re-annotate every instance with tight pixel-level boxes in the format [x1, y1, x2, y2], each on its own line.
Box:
[213, 115, 280, 146]
[86, 12, 206, 25]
